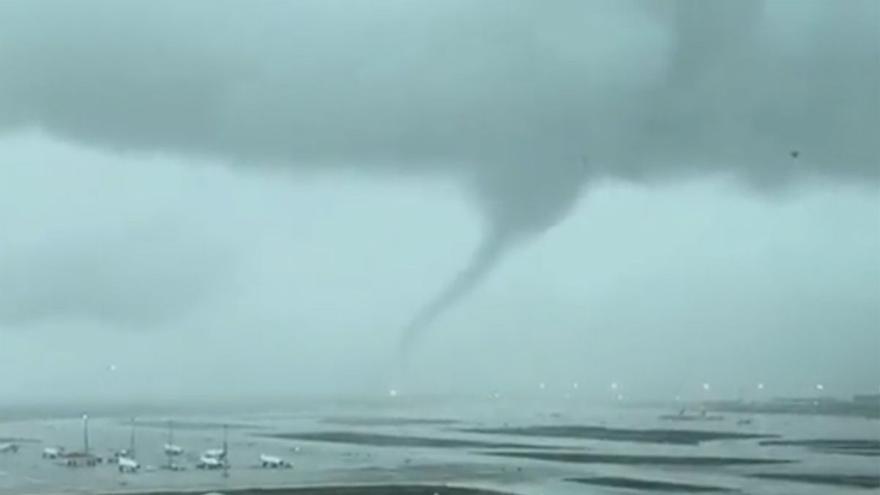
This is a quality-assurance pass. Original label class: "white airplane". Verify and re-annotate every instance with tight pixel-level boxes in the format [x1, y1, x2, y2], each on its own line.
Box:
[259, 454, 291, 468]
[197, 424, 230, 474]
[196, 454, 225, 470]
[42, 446, 65, 459]
[203, 448, 226, 460]
[117, 456, 140, 473]
[0, 443, 19, 454]
[112, 417, 138, 466]
[163, 420, 184, 457]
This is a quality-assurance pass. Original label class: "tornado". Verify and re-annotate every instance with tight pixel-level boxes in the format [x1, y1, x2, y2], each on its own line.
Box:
[398, 158, 592, 355]
[398, 229, 511, 354]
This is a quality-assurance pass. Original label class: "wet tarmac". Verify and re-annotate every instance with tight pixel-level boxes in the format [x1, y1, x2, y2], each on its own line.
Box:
[1, 399, 877, 495]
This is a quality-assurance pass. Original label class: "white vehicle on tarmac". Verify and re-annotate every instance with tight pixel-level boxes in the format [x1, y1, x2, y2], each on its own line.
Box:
[117, 455, 140, 473]
[163, 443, 184, 456]
[259, 454, 291, 468]
[42, 446, 64, 459]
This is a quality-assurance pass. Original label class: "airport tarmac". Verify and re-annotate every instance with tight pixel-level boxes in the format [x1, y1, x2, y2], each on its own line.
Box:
[1, 398, 877, 494]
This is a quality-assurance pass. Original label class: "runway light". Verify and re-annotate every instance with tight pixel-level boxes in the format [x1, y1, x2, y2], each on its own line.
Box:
[388, 388, 399, 398]
[815, 384, 824, 391]
[572, 382, 579, 390]
[757, 383, 765, 390]
[702, 383, 711, 391]
[610, 382, 619, 391]
[538, 382, 546, 390]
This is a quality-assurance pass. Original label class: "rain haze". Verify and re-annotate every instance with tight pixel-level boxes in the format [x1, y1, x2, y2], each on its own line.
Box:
[0, 0, 878, 406]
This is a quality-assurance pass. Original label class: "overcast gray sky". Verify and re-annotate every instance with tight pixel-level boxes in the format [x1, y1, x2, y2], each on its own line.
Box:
[0, 0, 878, 404]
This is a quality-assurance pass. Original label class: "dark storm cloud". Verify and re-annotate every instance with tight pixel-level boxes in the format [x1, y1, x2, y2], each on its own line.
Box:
[0, 0, 877, 342]
[2, 1, 876, 198]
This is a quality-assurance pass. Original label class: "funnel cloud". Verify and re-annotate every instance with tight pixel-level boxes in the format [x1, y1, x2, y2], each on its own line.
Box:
[400, 230, 508, 352]
[402, 158, 593, 348]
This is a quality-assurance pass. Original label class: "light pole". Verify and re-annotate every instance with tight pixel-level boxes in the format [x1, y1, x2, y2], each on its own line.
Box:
[82, 414, 90, 455]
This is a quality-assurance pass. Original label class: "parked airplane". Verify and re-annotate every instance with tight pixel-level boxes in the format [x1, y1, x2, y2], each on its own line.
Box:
[163, 420, 184, 457]
[114, 418, 139, 473]
[203, 448, 226, 460]
[197, 424, 229, 475]
[196, 453, 225, 470]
